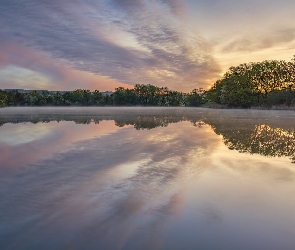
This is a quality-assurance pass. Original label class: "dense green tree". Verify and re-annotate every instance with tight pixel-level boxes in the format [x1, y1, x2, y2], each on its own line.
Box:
[52, 91, 64, 105]
[185, 88, 205, 107]
[91, 90, 105, 105]
[0, 90, 8, 107]
[113, 87, 138, 105]
[23, 91, 46, 106]
[207, 57, 295, 107]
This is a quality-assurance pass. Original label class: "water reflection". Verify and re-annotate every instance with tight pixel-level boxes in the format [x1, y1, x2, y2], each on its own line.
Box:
[0, 107, 295, 250]
[220, 124, 295, 163]
[0, 121, 126, 169]
[1, 107, 295, 163]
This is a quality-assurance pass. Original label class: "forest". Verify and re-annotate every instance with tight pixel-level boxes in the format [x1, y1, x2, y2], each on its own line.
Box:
[0, 84, 204, 107]
[0, 56, 295, 108]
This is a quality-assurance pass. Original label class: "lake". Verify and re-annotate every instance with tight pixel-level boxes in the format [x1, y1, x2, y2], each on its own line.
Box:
[1, 107, 295, 250]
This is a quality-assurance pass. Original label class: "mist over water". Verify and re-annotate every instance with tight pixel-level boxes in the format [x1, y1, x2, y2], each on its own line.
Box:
[1, 107, 295, 250]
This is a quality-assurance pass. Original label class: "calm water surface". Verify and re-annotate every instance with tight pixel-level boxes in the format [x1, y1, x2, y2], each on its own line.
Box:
[1, 107, 295, 250]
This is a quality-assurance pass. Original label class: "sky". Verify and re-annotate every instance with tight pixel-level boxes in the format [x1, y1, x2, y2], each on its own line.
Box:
[0, 0, 295, 92]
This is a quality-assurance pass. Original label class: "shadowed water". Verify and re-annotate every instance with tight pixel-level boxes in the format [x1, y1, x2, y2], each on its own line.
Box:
[0, 107, 295, 250]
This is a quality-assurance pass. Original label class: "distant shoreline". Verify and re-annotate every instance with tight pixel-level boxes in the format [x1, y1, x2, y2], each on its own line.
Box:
[1, 105, 295, 111]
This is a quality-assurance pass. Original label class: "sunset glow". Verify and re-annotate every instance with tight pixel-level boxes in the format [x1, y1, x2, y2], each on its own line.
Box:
[1, 0, 295, 92]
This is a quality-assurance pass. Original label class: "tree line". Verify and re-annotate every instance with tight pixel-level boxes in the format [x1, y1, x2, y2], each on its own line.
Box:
[206, 56, 295, 108]
[1, 56, 295, 108]
[0, 84, 205, 107]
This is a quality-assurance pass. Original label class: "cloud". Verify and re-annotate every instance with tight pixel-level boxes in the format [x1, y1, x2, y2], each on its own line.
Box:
[158, 0, 186, 16]
[0, 0, 221, 91]
[0, 119, 219, 249]
[221, 28, 295, 53]
[0, 40, 131, 91]
[111, 0, 146, 12]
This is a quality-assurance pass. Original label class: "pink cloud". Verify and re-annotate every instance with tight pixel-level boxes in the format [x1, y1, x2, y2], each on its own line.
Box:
[0, 41, 130, 91]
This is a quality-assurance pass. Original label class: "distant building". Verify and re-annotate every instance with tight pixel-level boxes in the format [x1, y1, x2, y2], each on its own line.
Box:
[48, 91, 69, 95]
[4, 89, 33, 93]
[3, 89, 113, 96]
[4, 89, 50, 94]
[101, 91, 113, 96]
[3, 89, 70, 95]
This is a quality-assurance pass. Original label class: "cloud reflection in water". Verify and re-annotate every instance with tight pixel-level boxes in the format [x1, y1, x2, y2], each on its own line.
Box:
[0, 119, 217, 249]
[0, 107, 295, 250]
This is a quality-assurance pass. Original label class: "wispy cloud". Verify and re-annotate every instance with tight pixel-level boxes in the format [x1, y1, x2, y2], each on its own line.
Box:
[0, 41, 131, 91]
[0, 0, 221, 91]
[221, 28, 295, 53]
[158, 0, 186, 16]
[1, 0, 295, 90]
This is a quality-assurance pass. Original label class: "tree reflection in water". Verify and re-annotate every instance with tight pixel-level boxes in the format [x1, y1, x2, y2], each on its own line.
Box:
[219, 124, 295, 163]
[1, 108, 295, 163]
